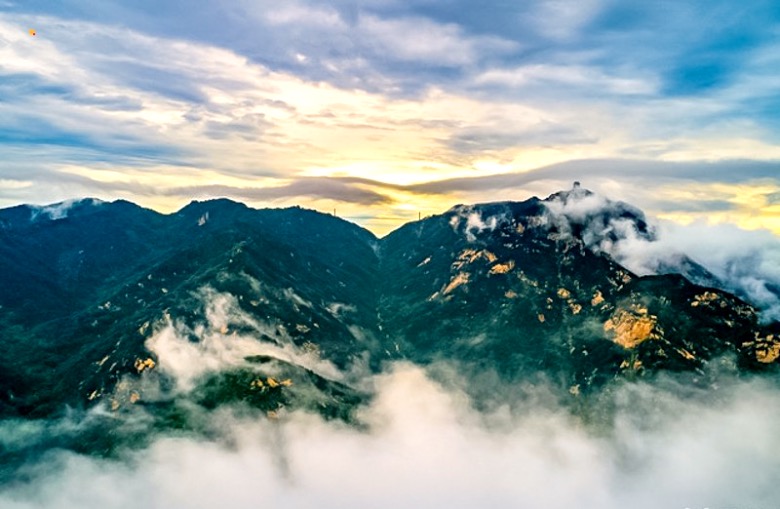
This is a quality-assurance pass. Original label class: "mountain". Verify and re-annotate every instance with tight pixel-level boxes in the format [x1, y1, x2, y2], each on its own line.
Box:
[380, 186, 778, 397]
[1, 187, 778, 429]
[0, 198, 380, 421]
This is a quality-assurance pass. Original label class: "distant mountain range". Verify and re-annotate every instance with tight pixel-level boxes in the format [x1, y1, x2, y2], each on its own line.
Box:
[1, 186, 778, 428]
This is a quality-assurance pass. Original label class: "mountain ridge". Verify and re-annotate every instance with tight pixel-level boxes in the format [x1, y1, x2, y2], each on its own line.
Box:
[1, 187, 778, 424]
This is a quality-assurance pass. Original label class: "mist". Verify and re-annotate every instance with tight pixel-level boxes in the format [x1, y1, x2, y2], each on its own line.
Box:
[647, 221, 780, 320]
[1, 362, 779, 509]
[543, 189, 780, 321]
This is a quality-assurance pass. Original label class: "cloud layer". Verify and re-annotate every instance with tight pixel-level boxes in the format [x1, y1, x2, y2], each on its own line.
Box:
[2, 364, 779, 509]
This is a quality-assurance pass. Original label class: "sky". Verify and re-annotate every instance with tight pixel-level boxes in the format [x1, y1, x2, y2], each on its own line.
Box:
[0, 0, 779, 235]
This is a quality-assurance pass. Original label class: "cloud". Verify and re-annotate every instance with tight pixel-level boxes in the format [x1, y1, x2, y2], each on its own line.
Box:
[539, 186, 780, 321]
[2, 364, 779, 508]
[446, 121, 596, 154]
[222, 0, 520, 93]
[28, 197, 104, 221]
[767, 191, 780, 205]
[356, 14, 516, 68]
[471, 63, 658, 98]
[167, 179, 394, 206]
[447, 203, 512, 242]
[143, 287, 345, 395]
[410, 158, 780, 195]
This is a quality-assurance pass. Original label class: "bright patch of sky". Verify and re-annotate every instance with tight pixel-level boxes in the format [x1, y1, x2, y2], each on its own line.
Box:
[0, 0, 778, 235]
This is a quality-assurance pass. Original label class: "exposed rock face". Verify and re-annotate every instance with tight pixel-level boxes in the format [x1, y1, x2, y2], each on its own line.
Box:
[604, 307, 659, 349]
[744, 334, 780, 364]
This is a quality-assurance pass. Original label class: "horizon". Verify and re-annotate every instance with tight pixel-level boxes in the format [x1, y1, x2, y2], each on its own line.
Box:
[0, 182, 660, 238]
[1, 1, 779, 236]
[5, 173, 780, 238]
[2, 184, 542, 229]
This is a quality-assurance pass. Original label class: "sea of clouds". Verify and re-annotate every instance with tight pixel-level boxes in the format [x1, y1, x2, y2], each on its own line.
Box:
[1, 360, 779, 509]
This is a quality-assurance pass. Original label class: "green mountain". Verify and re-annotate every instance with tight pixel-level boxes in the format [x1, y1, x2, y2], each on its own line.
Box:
[380, 187, 779, 396]
[1, 187, 778, 426]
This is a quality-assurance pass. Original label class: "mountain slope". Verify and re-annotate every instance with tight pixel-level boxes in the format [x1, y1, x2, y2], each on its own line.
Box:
[379, 188, 778, 396]
[0, 199, 381, 418]
[1, 188, 778, 422]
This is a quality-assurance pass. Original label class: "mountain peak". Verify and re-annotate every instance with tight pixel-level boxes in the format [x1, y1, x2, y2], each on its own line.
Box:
[176, 197, 249, 216]
[28, 197, 106, 222]
[542, 183, 653, 244]
[544, 181, 595, 203]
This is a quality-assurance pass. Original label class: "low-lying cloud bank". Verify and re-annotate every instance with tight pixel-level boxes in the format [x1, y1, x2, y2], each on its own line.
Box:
[2, 363, 779, 509]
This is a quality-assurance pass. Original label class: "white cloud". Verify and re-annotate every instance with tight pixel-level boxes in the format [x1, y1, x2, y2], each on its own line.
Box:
[145, 287, 345, 394]
[2, 364, 779, 508]
[447, 204, 512, 242]
[358, 15, 478, 66]
[473, 63, 658, 95]
[263, 2, 345, 28]
[28, 198, 104, 221]
[531, 0, 603, 41]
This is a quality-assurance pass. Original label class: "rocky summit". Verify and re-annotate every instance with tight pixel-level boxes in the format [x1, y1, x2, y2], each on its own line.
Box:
[1, 187, 778, 427]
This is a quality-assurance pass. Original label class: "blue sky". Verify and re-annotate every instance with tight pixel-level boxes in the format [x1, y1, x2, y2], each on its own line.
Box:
[0, 0, 779, 234]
